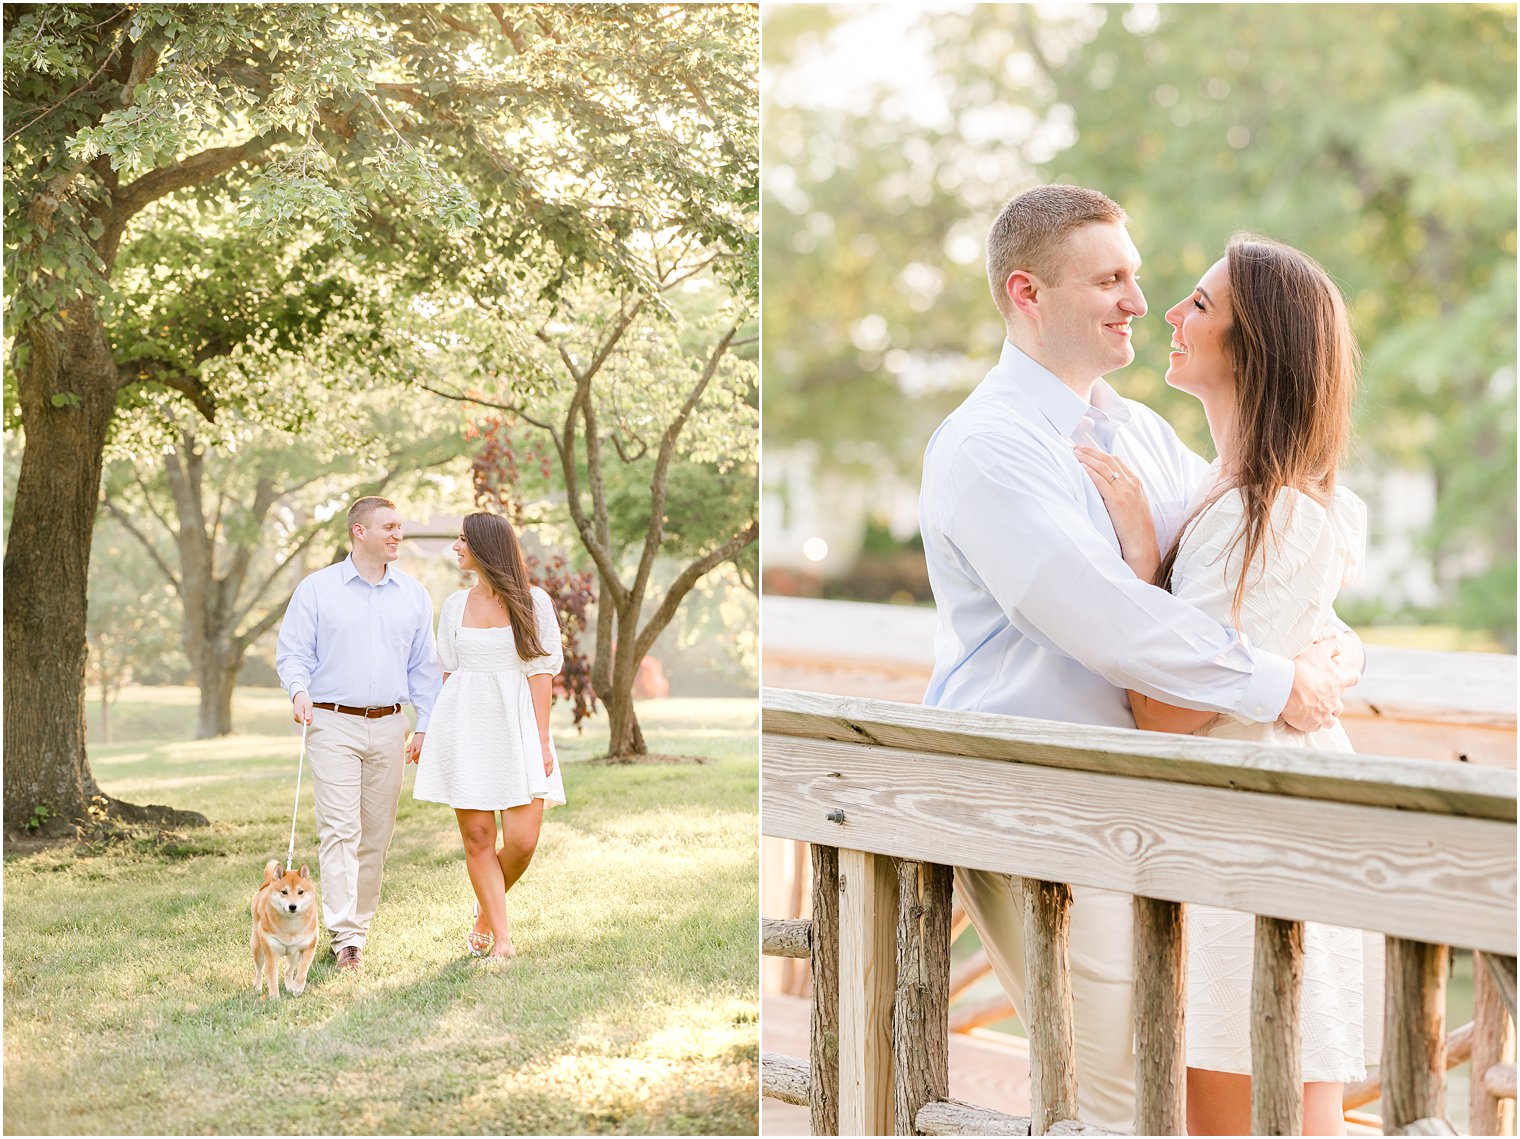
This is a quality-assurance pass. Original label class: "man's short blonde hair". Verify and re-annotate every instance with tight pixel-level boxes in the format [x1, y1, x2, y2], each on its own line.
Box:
[986, 186, 1128, 315]
[347, 496, 396, 540]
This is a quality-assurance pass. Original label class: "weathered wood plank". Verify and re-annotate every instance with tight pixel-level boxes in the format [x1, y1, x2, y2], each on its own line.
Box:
[1023, 880, 1079, 1134]
[895, 860, 953, 1136]
[1391, 1119, 1459, 1135]
[763, 916, 811, 959]
[811, 844, 841, 1138]
[761, 1051, 810, 1106]
[1251, 916, 1305, 1136]
[913, 1099, 1118, 1136]
[1384, 938, 1449, 1133]
[763, 688, 1516, 821]
[1132, 896, 1186, 1137]
[839, 847, 898, 1136]
[763, 736, 1517, 954]
[1471, 951, 1516, 1134]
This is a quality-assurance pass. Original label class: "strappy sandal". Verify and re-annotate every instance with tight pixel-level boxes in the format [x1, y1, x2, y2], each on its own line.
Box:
[467, 902, 494, 957]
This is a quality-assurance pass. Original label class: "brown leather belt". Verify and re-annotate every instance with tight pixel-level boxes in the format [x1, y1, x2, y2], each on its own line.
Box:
[312, 701, 402, 719]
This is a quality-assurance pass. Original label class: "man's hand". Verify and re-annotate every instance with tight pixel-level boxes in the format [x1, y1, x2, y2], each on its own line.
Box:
[1282, 639, 1360, 732]
[292, 692, 313, 725]
[406, 731, 425, 765]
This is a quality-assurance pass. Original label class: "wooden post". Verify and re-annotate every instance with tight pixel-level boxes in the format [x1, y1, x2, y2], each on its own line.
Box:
[1023, 879, 1079, 1134]
[895, 860, 953, 1135]
[839, 847, 898, 1136]
[1133, 896, 1187, 1137]
[812, 843, 841, 1139]
[1251, 916, 1304, 1136]
[1384, 938, 1449, 1134]
[1470, 951, 1516, 1136]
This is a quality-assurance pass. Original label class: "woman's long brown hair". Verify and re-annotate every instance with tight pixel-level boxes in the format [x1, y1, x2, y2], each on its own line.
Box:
[463, 511, 549, 660]
[1156, 236, 1358, 625]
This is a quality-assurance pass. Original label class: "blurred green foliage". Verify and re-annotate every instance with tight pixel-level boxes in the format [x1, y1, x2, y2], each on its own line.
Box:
[763, 3, 1516, 647]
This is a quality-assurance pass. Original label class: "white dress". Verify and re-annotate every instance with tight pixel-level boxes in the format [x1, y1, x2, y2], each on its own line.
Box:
[1171, 475, 1384, 1083]
[413, 586, 567, 811]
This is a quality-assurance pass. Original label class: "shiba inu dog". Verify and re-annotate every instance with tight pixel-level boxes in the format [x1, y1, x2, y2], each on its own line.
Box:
[251, 859, 319, 1000]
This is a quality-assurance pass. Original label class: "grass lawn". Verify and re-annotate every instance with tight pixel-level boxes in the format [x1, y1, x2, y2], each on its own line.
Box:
[4, 687, 760, 1135]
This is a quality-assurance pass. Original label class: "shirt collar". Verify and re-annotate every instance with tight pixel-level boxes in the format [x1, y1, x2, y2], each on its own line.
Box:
[340, 554, 398, 587]
[990, 340, 1133, 440]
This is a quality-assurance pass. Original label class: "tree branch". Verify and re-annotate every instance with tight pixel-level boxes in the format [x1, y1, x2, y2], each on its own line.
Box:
[633, 518, 758, 663]
[628, 319, 742, 613]
[100, 494, 182, 592]
[487, 3, 528, 52]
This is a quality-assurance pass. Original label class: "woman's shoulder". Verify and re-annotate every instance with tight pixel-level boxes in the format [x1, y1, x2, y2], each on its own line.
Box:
[528, 585, 553, 606]
[441, 588, 470, 611]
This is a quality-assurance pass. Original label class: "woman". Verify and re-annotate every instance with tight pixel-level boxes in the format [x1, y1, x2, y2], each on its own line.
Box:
[1075, 236, 1380, 1136]
[411, 511, 566, 960]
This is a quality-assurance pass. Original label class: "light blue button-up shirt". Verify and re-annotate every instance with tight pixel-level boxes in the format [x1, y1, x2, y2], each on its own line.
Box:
[275, 556, 442, 731]
[920, 340, 1294, 728]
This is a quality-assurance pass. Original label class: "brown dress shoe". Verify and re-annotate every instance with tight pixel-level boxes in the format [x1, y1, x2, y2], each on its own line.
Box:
[335, 945, 363, 971]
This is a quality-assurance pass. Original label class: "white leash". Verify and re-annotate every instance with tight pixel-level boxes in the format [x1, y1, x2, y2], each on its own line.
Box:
[286, 720, 308, 873]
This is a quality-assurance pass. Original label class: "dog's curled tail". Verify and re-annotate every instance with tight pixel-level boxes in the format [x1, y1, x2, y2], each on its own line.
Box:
[263, 858, 280, 882]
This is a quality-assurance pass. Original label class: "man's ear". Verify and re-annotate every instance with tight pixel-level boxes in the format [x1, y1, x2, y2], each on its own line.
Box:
[1004, 269, 1043, 319]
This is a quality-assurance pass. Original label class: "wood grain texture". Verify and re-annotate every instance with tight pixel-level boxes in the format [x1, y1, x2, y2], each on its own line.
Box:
[763, 917, 812, 959]
[811, 844, 841, 1138]
[839, 847, 898, 1136]
[1023, 880, 1079, 1134]
[763, 736, 1517, 954]
[1470, 951, 1516, 1135]
[761, 1051, 810, 1106]
[1132, 896, 1186, 1137]
[1485, 953, 1517, 1019]
[1250, 916, 1304, 1136]
[895, 860, 953, 1136]
[763, 688, 1516, 821]
[1481, 1063, 1516, 1099]
[1384, 938, 1449, 1134]
[766, 732, 1513, 954]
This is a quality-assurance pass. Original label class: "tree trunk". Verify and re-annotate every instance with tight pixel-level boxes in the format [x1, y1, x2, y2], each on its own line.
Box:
[195, 646, 241, 739]
[3, 301, 120, 834]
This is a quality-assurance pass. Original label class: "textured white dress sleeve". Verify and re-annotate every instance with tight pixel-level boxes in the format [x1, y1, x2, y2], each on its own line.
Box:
[436, 590, 463, 673]
[1170, 486, 1366, 661]
[523, 587, 564, 677]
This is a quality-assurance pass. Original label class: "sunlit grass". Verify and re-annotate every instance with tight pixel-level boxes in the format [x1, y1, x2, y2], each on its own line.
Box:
[5, 691, 759, 1135]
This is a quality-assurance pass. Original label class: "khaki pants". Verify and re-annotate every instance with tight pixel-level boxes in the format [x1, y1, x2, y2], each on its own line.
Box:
[956, 868, 1137, 1134]
[306, 707, 409, 950]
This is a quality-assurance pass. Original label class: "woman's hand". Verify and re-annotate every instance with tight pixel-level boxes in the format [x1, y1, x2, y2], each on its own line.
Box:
[540, 736, 555, 777]
[1075, 445, 1160, 582]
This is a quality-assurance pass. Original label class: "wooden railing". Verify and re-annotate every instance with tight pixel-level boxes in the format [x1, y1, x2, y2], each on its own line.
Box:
[759, 687, 1517, 1136]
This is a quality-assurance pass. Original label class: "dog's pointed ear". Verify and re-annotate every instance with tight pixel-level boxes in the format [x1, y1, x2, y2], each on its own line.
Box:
[298, 863, 310, 880]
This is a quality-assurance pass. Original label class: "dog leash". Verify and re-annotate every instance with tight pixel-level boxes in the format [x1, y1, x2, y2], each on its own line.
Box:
[286, 720, 308, 873]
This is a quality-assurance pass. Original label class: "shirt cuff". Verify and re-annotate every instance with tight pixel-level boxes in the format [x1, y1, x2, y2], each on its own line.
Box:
[1238, 651, 1294, 723]
[413, 713, 430, 733]
[287, 682, 308, 700]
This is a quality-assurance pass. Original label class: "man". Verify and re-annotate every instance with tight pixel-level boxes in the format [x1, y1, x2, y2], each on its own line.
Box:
[918, 186, 1361, 1131]
[276, 496, 441, 972]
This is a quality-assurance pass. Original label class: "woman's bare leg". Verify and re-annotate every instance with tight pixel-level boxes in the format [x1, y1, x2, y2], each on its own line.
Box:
[1188, 1069, 1346, 1136]
[485, 799, 544, 955]
[1188, 1068, 1252, 1136]
[456, 808, 507, 953]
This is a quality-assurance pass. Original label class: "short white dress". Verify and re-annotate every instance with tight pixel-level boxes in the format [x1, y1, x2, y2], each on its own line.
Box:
[413, 586, 567, 811]
[1173, 474, 1384, 1083]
